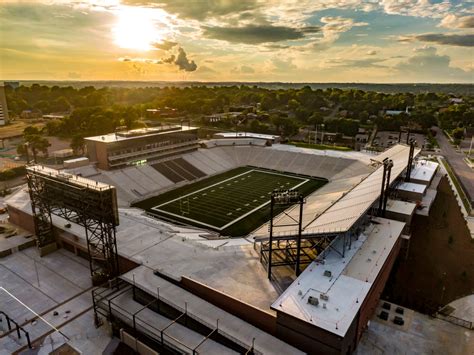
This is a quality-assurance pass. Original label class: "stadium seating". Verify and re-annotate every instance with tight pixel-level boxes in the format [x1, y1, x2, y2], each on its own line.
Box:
[80, 144, 375, 206]
[151, 158, 207, 183]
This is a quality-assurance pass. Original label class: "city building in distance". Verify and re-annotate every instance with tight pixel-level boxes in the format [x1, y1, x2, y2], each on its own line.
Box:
[0, 82, 10, 126]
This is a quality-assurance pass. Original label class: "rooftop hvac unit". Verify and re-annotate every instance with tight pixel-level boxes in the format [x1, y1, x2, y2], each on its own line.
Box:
[320, 293, 329, 301]
[308, 296, 319, 306]
[323, 270, 332, 278]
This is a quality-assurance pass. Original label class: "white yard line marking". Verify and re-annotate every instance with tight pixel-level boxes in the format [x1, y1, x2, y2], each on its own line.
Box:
[152, 175, 309, 230]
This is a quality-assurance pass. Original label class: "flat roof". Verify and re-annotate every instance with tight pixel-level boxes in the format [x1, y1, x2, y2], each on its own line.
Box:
[214, 132, 280, 140]
[64, 157, 89, 163]
[272, 217, 405, 337]
[85, 125, 198, 143]
[408, 160, 438, 183]
[385, 199, 417, 216]
[26, 165, 112, 191]
[1, 187, 281, 312]
[397, 182, 427, 194]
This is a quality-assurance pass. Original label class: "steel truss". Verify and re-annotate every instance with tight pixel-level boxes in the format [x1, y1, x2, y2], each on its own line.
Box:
[26, 167, 119, 279]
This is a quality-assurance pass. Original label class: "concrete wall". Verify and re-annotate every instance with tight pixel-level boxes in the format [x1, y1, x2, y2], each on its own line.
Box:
[397, 189, 424, 202]
[120, 329, 159, 355]
[275, 311, 357, 354]
[356, 236, 402, 343]
[181, 276, 277, 335]
[7, 206, 35, 234]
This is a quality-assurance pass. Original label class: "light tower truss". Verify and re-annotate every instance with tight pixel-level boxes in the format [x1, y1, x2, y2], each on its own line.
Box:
[26, 165, 119, 280]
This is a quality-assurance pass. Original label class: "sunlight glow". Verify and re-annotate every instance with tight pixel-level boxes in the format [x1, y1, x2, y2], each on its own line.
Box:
[112, 6, 168, 51]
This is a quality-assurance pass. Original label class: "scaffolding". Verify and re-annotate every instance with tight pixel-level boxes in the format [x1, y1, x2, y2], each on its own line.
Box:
[26, 165, 120, 279]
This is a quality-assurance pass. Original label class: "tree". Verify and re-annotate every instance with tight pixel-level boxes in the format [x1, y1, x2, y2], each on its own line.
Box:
[70, 135, 85, 155]
[452, 127, 464, 140]
[23, 126, 50, 163]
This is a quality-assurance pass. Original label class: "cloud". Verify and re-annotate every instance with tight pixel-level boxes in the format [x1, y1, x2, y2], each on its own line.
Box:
[395, 46, 471, 81]
[174, 47, 197, 71]
[400, 33, 474, 47]
[123, 0, 259, 21]
[118, 47, 197, 71]
[162, 55, 175, 64]
[380, 0, 451, 18]
[197, 65, 215, 73]
[203, 24, 320, 44]
[307, 16, 368, 50]
[153, 40, 178, 51]
[439, 14, 474, 29]
[332, 57, 388, 68]
[118, 57, 161, 64]
[367, 50, 377, 55]
[231, 65, 255, 74]
[68, 71, 81, 79]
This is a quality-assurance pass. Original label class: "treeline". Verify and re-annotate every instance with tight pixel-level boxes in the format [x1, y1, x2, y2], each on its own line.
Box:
[5, 84, 473, 139]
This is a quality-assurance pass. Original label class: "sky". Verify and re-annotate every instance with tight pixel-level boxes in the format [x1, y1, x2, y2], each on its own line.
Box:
[0, 0, 473, 83]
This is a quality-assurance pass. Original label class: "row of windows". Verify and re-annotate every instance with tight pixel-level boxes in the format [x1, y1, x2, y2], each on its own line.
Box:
[108, 138, 197, 157]
[108, 144, 199, 167]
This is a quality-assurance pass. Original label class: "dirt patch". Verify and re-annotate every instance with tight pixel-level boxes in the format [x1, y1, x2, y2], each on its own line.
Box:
[383, 176, 474, 314]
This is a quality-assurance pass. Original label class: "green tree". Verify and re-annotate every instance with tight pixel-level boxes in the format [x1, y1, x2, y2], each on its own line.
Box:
[23, 126, 50, 163]
[452, 127, 464, 140]
[70, 135, 85, 155]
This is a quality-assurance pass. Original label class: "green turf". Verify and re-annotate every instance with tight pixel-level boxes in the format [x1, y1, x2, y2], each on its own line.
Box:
[133, 167, 327, 237]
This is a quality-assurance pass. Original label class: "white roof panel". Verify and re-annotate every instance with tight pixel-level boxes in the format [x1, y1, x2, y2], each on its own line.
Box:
[303, 144, 419, 235]
[272, 217, 405, 337]
[409, 159, 438, 183]
[397, 182, 426, 194]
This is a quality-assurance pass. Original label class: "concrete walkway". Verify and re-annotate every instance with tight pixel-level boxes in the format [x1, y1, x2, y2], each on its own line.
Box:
[356, 301, 474, 354]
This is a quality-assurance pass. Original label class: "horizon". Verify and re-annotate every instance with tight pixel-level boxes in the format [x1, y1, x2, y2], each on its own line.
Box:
[1, 1, 473, 83]
[6, 80, 474, 85]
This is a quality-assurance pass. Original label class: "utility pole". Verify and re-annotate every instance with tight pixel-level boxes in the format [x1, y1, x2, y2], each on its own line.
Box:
[469, 136, 473, 158]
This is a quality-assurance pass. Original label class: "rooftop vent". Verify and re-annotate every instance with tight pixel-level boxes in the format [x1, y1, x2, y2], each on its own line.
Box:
[323, 270, 332, 278]
[308, 296, 319, 306]
[320, 293, 329, 301]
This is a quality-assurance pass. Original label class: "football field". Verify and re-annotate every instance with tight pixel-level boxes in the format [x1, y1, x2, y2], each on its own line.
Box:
[134, 167, 326, 237]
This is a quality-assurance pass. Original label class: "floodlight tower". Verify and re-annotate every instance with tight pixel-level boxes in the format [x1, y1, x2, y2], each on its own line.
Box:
[382, 159, 394, 216]
[405, 139, 416, 182]
[378, 158, 394, 216]
[268, 189, 305, 279]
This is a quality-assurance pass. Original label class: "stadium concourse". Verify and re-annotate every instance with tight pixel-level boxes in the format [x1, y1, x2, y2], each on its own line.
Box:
[5, 141, 437, 354]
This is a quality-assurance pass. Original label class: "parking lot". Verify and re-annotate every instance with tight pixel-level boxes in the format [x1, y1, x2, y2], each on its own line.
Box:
[373, 131, 426, 150]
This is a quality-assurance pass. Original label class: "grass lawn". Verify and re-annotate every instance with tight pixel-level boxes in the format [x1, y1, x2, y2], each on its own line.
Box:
[133, 166, 326, 237]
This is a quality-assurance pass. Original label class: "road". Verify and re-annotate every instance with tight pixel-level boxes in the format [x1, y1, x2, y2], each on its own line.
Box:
[434, 127, 474, 205]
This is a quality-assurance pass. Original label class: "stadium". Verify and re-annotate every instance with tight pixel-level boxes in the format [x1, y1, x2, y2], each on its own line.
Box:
[4, 126, 441, 354]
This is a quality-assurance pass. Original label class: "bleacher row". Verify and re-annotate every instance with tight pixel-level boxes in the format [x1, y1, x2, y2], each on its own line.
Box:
[69, 146, 374, 206]
[151, 158, 206, 183]
[182, 146, 372, 181]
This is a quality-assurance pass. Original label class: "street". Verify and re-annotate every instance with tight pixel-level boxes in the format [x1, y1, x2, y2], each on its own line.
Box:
[434, 127, 474, 206]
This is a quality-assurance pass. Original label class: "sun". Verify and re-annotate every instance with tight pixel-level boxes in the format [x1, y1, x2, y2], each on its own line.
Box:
[112, 6, 167, 51]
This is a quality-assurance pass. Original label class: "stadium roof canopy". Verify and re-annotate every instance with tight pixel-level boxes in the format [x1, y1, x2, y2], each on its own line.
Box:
[303, 144, 420, 235]
[253, 144, 420, 238]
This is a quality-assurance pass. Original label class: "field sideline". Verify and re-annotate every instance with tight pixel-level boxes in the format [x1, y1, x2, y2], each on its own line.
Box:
[134, 166, 327, 237]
